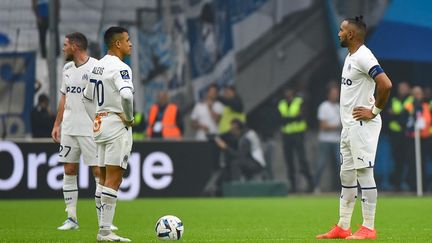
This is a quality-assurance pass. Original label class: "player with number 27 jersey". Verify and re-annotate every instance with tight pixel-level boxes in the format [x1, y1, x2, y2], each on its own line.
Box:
[61, 58, 98, 136]
[83, 55, 134, 142]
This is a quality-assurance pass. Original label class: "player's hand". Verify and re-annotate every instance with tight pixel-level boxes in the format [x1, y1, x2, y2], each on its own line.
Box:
[116, 112, 134, 127]
[352, 106, 375, 121]
[51, 125, 61, 143]
[124, 119, 134, 127]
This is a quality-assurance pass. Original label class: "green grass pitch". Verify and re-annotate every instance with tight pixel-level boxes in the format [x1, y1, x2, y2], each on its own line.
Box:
[0, 196, 431, 242]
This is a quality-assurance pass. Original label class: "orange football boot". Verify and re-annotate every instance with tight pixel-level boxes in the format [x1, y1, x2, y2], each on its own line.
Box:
[346, 226, 377, 240]
[316, 225, 352, 239]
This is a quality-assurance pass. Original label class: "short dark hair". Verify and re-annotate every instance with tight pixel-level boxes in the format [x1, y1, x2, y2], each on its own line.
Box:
[38, 93, 49, 103]
[283, 83, 296, 92]
[231, 118, 245, 130]
[104, 26, 128, 47]
[65, 32, 88, 50]
[224, 85, 236, 92]
[207, 83, 219, 91]
[344, 15, 367, 33]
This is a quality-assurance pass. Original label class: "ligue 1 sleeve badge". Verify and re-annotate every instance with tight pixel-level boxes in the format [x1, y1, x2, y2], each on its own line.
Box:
[120, 70, 130, 79]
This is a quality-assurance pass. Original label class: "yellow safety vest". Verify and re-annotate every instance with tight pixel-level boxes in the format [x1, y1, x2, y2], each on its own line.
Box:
[132, 112, 145, 140]
[388, 96, 413, 132]
[218, 106, 246, 134]
[278, 97, 307, 134]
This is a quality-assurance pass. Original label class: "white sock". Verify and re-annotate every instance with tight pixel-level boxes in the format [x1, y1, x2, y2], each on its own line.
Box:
[337, 169, 357, 230]
[95, 179, 102, 227]
[357, 168, 377, 230]
[100, 186, 117, 235]
[63, 174, 78, 221]
[361, 200, 376, 230]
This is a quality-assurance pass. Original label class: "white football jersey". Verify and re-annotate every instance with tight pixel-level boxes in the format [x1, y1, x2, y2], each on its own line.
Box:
[84, 54, 134, 142]
[340, 45, 381, 127]
[60, 57, 98, 136]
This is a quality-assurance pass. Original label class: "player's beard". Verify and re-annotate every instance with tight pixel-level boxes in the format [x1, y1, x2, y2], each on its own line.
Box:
[65, 53, 73, 61]
[340, 39, 347, 47]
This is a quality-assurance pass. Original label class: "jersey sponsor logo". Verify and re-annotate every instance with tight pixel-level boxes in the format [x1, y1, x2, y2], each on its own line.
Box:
[341, 77, 352, 86]
[120, 70, 130, 79]
[66, 86, 86, 94]
[92, 66, 104, 75]
[93, 113, 102, 132]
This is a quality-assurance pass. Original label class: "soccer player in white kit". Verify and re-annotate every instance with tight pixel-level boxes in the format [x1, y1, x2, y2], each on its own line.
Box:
[83, 26, 134, 242]
[316, 16, 392, 240]
[52, 32, 101, 230]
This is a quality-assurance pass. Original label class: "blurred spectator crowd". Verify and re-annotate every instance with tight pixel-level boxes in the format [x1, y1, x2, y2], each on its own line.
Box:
[31, 80, 432, 194]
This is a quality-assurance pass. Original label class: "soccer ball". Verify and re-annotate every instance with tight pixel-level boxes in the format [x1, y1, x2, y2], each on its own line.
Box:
[155, 215, 184, 240]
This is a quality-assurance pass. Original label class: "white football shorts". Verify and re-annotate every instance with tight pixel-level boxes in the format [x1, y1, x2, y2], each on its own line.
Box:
[59, 134, 97, 166]
[97, 129, 132, 169]
[340, 122, 381, 171]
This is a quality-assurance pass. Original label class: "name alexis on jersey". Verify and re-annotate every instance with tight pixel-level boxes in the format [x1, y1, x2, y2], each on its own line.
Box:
[92, 66, 104, 75]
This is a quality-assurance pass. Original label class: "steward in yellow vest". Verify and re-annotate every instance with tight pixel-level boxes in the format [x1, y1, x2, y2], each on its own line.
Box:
[387, 93, 413, 133]
[218, 85, 246, 134]
[386, 81, 411, 190]
[278, 97, 307, 134]
[132, 112, 146, 140]
[277, 86, 312, 192]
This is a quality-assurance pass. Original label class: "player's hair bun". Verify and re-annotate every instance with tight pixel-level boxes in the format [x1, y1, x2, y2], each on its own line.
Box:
[355, 15, 364, 22]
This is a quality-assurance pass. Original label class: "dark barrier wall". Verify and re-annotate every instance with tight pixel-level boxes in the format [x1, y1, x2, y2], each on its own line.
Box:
[0, 140, 218, 199]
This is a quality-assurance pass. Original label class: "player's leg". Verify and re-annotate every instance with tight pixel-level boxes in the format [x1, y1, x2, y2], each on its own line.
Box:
[346, 124, 380, 240]
[90, 166, 101, 184]
[316, 170, 357, 239]
[346, 167, 377, 240]
[95, 143, 106, 228]
[358, 168, 377, 228]
[91, 166, 103, 223]
[78, 136, 111, 229]
[338, 169, 357, 229]
[100, 165, 124, 232]
[317, 128, 354, 239]
[91, 164, 118, 231]
[57, 135, 81, 230]
[98, 167, 129, 242]
[97, 132, 131, 242]
[58, 163, 80, 230]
